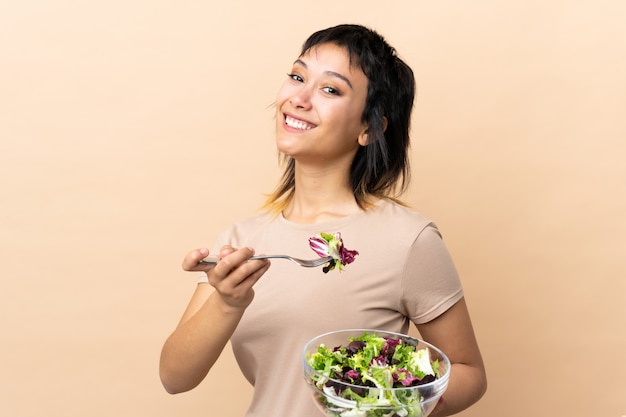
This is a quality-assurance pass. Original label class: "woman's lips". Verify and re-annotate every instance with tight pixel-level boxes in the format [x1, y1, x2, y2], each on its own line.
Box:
[284, 115, 316, 130]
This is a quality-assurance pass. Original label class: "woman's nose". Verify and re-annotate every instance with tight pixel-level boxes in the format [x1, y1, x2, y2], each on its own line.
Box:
[289, 87, 313, 110]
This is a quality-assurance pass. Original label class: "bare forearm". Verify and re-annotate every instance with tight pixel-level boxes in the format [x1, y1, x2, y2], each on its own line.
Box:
[159, 292, 244, 394]
[429, 363, 487, 417]
[416, 299, 487, 417]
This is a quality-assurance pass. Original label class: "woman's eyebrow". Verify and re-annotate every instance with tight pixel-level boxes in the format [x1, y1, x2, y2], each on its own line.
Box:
[293, 59, 353, 89]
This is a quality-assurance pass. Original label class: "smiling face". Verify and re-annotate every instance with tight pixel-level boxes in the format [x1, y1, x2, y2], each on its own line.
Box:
[275, 43, 369, 165]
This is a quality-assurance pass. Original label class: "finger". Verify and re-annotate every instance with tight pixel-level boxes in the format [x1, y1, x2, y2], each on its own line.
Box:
[210, 258, 271, 300]
[182, 248, 211, 271]
[233, 259, 271, 289]
[210, 251, 269, 287]
[211, 247, 255, 277]
[218, 245, 236, 258]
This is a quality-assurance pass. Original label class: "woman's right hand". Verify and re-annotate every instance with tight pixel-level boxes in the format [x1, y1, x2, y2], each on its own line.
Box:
[160, 246, 271, 394]
[182, 246, 271, 310]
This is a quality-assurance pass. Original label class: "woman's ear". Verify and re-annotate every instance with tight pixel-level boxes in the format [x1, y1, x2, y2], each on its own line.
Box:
[357, 129, 369, 146]
[357, 116, 387, 146]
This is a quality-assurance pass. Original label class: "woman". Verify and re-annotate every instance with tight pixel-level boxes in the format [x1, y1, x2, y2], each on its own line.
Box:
[160, 24, 487, 417]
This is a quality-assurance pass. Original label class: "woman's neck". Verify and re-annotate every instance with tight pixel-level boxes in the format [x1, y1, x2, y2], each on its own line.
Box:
[283, 192, 361, 224]
[282, 164, 361, 224]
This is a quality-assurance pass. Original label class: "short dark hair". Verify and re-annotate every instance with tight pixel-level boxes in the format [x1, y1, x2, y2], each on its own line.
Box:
[266, 24, 416, 210]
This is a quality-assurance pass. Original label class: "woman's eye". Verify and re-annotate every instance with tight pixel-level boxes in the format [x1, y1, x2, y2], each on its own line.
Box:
[322, 86, 341, 96]
[287, 73, 304, 82]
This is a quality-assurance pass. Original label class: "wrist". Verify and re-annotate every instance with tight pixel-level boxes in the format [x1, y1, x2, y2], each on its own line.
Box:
[209, 291, 250, 316]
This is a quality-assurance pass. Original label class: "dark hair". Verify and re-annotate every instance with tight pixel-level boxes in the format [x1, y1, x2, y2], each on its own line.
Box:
[265, 24, 416, 211]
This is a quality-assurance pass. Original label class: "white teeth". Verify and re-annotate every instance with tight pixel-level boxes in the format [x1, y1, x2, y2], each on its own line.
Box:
[285, 116, 313, 130]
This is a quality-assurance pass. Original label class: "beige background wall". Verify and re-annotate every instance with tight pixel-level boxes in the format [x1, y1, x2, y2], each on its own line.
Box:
[2, 1, 624, 416]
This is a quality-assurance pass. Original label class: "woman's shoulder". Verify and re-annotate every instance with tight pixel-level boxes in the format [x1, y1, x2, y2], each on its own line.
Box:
[212, 210, 279, 248]
[223, 209, 278, 233]
[371, 199, 434, 227]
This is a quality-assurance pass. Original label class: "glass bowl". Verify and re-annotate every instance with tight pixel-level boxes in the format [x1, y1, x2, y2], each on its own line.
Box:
[303, 329, 450, 417]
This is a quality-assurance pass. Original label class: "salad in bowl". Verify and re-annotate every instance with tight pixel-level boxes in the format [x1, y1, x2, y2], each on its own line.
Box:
[303, 329, 450, 417]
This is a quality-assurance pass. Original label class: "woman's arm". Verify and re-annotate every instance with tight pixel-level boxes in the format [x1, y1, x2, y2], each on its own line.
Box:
[159, 247, 270, 394]
[416, 297, 487, 417]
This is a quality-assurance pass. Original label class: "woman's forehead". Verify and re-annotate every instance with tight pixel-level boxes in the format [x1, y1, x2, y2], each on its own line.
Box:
[297, 43, 363, 75]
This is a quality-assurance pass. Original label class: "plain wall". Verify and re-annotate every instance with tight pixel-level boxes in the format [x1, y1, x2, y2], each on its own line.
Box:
[1, 1, 625, 416]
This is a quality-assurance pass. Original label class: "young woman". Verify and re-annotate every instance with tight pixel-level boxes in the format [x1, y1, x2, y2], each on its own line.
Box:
[160, 24, 487, 417]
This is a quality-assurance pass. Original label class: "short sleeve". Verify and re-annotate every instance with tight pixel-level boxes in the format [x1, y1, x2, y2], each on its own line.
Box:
[401, 224, 464, 324]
